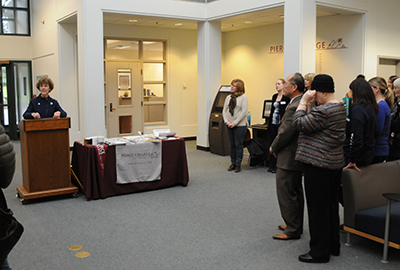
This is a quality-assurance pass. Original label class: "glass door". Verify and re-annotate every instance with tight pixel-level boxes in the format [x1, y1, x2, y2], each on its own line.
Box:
[0, 61, 32, 139]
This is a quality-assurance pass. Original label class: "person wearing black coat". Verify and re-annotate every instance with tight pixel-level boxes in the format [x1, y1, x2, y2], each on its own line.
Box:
[389, 78, 400, 161]
[267, 78, 290, 173]
[0, 124, 16, 269]
[23, 77, 67, 120]
[343, 79, 379, 171]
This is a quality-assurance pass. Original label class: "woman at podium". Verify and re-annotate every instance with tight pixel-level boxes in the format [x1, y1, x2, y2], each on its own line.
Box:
[23, 77, 67, 119]
[223, 78, 248, 173]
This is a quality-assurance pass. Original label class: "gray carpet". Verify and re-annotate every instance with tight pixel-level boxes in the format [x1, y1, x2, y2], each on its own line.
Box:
[3, 140, 400, 269]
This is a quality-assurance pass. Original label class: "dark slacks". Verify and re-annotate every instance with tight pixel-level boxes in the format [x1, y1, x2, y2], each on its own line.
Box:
[226, 125, 247, 166]
[276, 167, 304, 237]
[267, 124, 279, 169]
[303, 163, 341, 259]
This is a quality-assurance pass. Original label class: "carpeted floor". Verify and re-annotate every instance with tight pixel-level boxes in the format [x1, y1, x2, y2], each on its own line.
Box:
[3, 140, 400, 269]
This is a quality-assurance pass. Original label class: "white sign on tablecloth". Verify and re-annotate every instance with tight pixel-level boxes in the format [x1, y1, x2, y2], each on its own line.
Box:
[116, 142, 162, 184]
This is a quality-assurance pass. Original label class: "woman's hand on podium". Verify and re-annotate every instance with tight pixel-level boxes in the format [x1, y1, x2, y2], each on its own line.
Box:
[53, 111, 61, 119]
[31, 112, 41, 119]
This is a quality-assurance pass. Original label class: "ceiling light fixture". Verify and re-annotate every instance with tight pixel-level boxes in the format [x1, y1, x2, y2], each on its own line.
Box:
[129, 19, 138, 22]
[244, 21, 253, 24]
[174, 23, 183, 26]
[279, 14, 284, 18]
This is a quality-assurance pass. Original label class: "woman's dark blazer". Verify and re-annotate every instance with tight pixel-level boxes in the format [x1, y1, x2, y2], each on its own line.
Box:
[267, 93, 291, 126]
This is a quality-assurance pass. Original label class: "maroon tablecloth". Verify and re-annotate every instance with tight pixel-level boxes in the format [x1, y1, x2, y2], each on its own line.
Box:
[71, 138, 189, 199]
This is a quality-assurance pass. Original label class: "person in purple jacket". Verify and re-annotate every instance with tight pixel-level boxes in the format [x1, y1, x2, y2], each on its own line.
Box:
[368, 76, 392, 163]
[23, 77, 67, 119]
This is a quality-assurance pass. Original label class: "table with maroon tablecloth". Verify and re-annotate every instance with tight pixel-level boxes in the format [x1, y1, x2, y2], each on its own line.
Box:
[71, 138, 189, 199]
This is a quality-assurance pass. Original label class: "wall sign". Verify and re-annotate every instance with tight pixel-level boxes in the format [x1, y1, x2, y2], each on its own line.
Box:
[269, 45, 284, 54]
[268, 38, 348, 54]
[316, 38, 348, 50]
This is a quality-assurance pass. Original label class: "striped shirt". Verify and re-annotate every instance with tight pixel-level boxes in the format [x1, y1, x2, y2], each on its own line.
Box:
[271, 101, 281, 125]
[292, 102, 347, 170]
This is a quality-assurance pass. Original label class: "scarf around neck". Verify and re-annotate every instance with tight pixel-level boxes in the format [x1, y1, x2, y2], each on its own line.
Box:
[228, 93, 240, 116]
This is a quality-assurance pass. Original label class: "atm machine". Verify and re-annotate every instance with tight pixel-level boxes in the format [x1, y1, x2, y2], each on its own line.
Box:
[208, 85, 231, 156]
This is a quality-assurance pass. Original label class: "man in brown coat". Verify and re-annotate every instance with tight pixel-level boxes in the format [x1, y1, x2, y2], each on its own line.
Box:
[270, 73, 305, 240]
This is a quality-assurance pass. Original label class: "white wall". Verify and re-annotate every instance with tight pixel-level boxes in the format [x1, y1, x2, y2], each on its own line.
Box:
[31, 0, 59, 86]
[0, 36, 31, 60]
[316, 14, 364, 98]
[376, 0, 400, 58]
[375, 0, 400, 80]
[222, 24, 284, 125]
[207, 0, 283, 19]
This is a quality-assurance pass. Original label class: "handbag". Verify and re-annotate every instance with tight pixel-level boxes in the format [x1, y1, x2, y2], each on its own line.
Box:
[0, 207, 24, 266]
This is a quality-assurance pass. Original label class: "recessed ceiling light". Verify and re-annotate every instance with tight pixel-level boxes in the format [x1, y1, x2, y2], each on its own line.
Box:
[244, 21, 253, 24]
[174, 23, 183, 26]
[279, 14, 284, 18]
[129, 19, 138, 22]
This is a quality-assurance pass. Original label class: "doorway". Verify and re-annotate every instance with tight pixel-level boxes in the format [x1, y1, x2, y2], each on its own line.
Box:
[377, 57, 400, 80]
[106, 60, 143, 137]
[0, 61, 32, 139]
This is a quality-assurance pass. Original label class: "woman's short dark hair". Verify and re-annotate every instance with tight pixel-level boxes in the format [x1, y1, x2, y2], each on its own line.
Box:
[349, 78, 379, 113]
[36, 77, 54, 91]
[231, 79, 245, 94]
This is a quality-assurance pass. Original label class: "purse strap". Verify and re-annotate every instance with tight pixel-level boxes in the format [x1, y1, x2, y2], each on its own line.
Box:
[0, 189, 8, 211]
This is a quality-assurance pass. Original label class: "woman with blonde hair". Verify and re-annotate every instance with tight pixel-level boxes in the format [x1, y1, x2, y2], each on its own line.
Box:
[222, 79, 248, 173]
[369, 77, 391, 163]
[266, 78, 290, 173]
[304, 73, 315, 91]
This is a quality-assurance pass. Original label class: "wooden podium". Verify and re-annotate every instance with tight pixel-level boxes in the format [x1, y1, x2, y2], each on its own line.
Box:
[17, 118, 78, 202]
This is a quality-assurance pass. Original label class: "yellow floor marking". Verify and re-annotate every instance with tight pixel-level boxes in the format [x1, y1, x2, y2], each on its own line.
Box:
[68, 245, 83, 251]
[75, 251, 90, 258]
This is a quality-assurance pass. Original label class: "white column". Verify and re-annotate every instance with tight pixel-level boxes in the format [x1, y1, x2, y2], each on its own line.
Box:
[283, 0, 316, 77]
[197, 21, 221, 149]
[78, 2, 106, 138]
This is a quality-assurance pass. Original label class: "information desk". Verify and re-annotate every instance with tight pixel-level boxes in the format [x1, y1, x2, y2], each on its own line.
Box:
[71, 138, 189, 200]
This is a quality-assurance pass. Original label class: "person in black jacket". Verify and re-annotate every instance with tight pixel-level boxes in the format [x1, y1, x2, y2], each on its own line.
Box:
[23, 77, 67, 119]
[267, 78, 290, 173]
[0, 124, 16, 269]
[389, 78, 400, 161]
[343, 78, 379, 171]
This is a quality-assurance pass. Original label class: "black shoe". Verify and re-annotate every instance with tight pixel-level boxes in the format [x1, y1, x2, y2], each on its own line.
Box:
[331, 250, 340, 256]
[298, 253, 329, 263]
[270, 168, 276, 173]
[267, 167, 273, 172]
